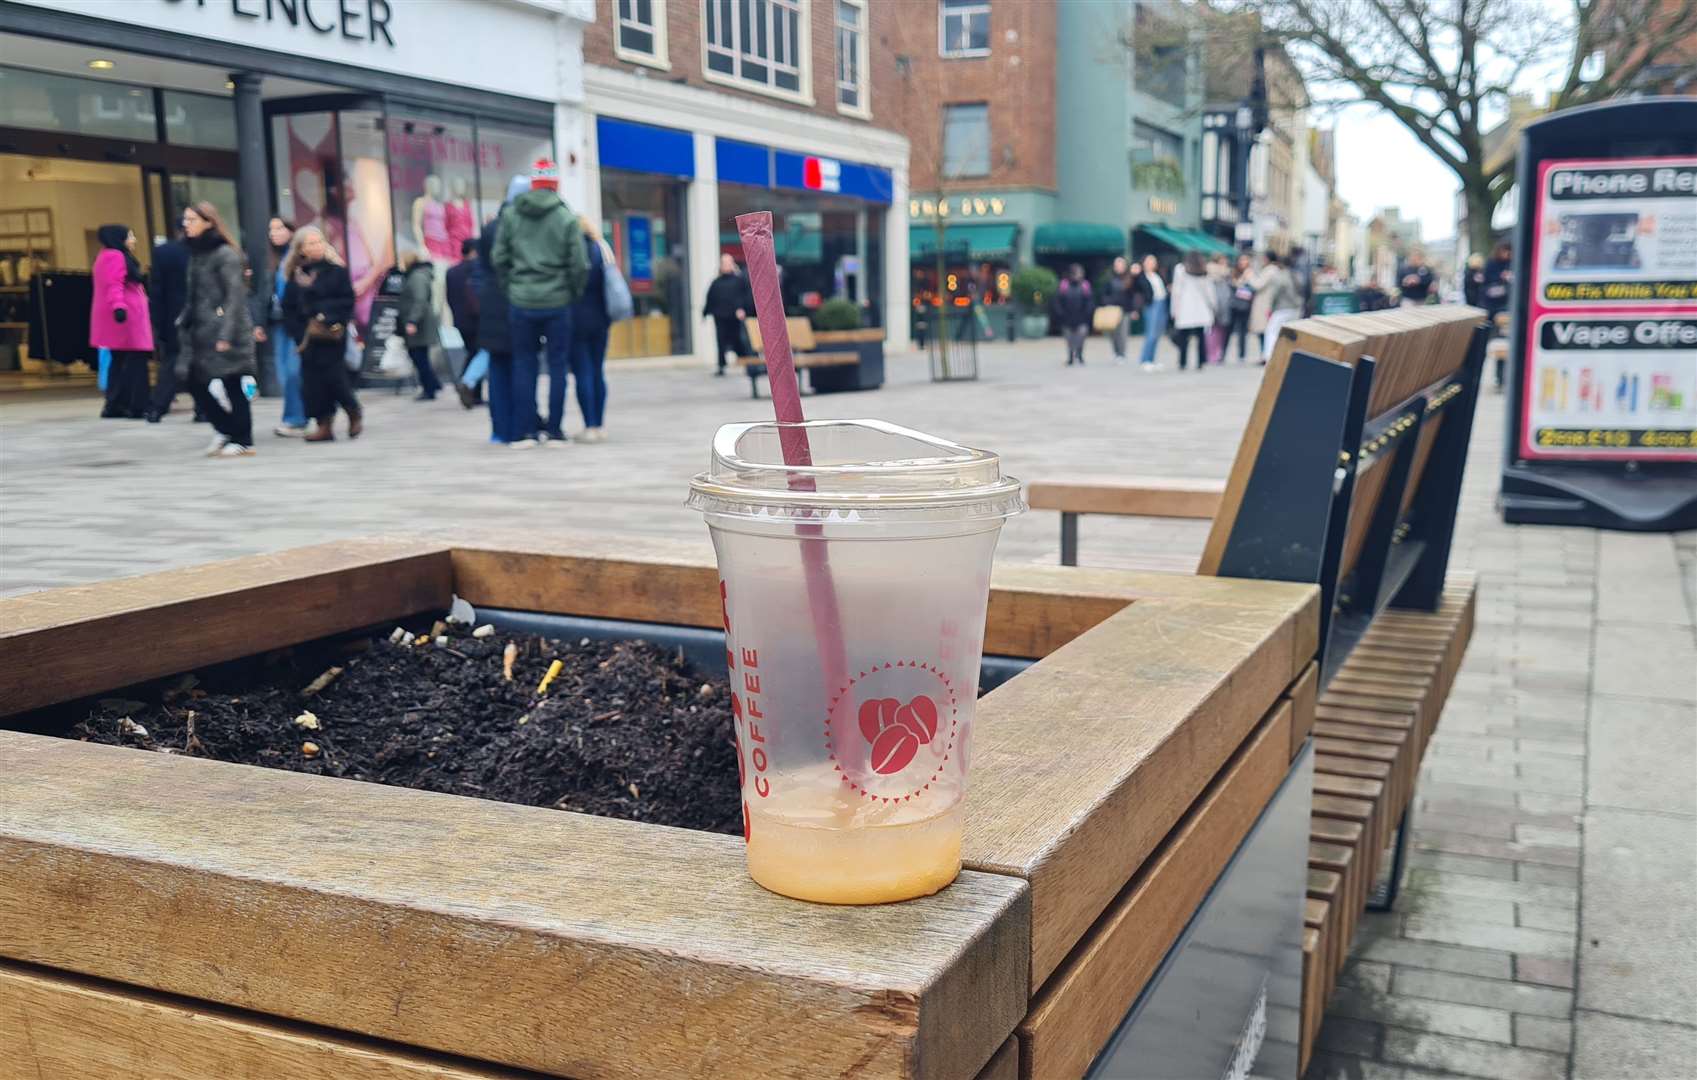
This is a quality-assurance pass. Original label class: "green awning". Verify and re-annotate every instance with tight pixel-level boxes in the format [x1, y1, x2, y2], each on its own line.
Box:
[1032, 221, 1125, 257]
[1137, 224, 1236, 257]
[909, 223, 1019, 261]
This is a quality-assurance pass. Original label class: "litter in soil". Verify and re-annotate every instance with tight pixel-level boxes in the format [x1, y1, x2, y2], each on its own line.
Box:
[63, 626, 743, 835]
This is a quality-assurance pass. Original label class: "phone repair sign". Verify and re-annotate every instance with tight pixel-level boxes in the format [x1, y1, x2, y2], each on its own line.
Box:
[1522, 156, 1697, 461]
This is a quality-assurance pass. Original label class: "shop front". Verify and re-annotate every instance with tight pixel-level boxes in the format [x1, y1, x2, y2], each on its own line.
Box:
[581, 64, 910, 366]
[714, 141, 890, 327]
[0, 0, 588, 392]
[593, 116, 693, 361]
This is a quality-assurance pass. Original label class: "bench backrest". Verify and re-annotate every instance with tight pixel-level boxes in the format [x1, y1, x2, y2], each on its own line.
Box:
[1199, 306, 1486, 679]
[744, 315, 817, 354]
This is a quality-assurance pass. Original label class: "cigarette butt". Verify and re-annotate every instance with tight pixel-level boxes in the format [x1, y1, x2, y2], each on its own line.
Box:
[628, 782, 640, 798]
[473, 624, 495, 638]
[430, 620, 448, 639]
[502, 642, 518, 680]
[389, 627, 407, 644]
[537, 658, 564, 695]
[302, 666, 343, 695]
[415, 634, 433, 647]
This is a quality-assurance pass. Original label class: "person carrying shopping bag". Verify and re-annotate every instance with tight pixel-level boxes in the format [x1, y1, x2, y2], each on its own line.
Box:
[1168, 251, 1217, 372]
[282, 225, 361, 442]
[175, 202, 256, 457]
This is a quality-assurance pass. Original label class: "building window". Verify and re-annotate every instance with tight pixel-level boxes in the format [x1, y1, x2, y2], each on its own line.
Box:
[616, 0, 669, 68]
[941, 103, 990, 178]
[939, 0, 989, 58]
[1131, 120, 1185, 193]
[705, 0, 807, 98]
[1132, 3, 1189, 107]
[836, 0, 867, 114]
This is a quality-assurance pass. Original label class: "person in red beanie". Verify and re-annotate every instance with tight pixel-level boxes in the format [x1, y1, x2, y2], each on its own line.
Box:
[491, 158, 588, 448]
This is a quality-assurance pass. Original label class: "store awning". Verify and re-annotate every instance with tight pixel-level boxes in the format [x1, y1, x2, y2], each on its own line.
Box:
[909, 223, 1020, 261]
[1032, 222, 1125, 257]
[1137, 224, 1236, 257]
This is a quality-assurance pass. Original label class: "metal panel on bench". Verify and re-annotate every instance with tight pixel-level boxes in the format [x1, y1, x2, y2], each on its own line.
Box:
[1085, 744, 1313, 1080]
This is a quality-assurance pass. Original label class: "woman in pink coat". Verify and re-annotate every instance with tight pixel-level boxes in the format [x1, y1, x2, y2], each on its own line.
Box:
[91, 224, 155, 419]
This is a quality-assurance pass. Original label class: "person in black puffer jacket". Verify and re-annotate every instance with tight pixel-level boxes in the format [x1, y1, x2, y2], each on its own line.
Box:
[281, 225, 361, 442]
[474, 176, 528, 444]
[176, 201, 256, 456]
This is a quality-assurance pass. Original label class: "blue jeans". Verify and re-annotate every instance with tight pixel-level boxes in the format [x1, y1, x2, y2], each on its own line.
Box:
[461, 348, 489, 388]
[509, 305, 573, 440]
[273, 325, 305, 427]
[1138, 298, 1169, 366]
[485, 351, 513, 442]
[409, 346, 442, 397]
[570, 327, 609, 428]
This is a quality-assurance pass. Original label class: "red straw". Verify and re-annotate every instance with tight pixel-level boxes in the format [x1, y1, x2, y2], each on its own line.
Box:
[735, 212, 848, 695]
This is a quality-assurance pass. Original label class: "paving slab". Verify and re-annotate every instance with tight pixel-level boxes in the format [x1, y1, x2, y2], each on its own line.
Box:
[1578, 807, 1697, 1025]
[1571, 1011, 1697, 1080]
[1590, 623, 1697, 703]
[1379, 1029, 1565, 1080]
[1587, 696, 1697, 816]
[1596, 532, 1693, 627]
[1391, 968, 1573, 1019]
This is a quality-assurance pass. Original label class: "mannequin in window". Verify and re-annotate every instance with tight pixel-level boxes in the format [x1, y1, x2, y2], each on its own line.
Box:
[445, 176, 476, 262]
[413, 175, 454, 265]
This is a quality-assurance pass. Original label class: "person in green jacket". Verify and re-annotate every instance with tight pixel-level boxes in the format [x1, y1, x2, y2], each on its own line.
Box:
[491, 158, 587, 448]
[398, 252, 442, 401]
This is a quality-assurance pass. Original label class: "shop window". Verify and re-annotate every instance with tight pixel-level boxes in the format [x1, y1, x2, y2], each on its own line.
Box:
[162, 91, 236, 151]
[939, 0, 989, 58]
[835, 0, 867, 115]
[475, 125, 554, 224]
[704, 0, 806, 99]
[0, 65, 156, 142]
[386, 111, 478, 271]
[1131, 120, 1186, 194]
[616, 0, 669, 68]
[170, 175, 241, 246]
[718, 183, 884, 329]
[601, 167, 691, 358]
[941, 104, 990, 179]
[340, 110, 395, 325]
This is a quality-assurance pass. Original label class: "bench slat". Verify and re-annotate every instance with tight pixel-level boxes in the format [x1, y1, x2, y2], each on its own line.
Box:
[1025, 477, 1225, 520]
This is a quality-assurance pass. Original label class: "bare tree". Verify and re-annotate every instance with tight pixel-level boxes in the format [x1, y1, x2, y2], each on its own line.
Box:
[1199, 0, 1697, 252]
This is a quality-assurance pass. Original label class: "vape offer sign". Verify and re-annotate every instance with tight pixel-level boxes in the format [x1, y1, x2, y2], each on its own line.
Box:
[1523, 156, 1697, 460]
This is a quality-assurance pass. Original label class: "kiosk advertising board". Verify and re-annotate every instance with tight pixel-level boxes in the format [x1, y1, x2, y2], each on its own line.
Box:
[1501, 99, 1697, 531]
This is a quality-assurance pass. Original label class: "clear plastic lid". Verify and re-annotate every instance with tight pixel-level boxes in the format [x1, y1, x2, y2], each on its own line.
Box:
[687, 419, 1025, 523]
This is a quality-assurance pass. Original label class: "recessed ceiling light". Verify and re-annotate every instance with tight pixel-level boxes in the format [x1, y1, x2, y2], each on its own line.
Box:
[224, 80, 235, 90]
[88, 59, 115, 71]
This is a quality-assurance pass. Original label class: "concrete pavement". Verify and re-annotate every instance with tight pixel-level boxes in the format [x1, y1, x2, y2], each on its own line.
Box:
[2, 337, 1692, 1080]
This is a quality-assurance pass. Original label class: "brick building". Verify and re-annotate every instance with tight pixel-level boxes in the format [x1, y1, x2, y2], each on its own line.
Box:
[890, 1, 1223, 336]
[576, 0, 911, 361]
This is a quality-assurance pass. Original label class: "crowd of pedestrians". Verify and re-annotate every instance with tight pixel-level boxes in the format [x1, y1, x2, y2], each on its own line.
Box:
[1058, 248, 1307, 370]
[85, 157, 628, 458]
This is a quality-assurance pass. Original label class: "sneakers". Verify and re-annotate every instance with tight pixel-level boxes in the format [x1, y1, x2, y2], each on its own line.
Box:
[580, 427, 606, 443]
[214, 443, 255, 457]
[541, 431, 569, 448]
[204, 434, 229, 456]
[1140, 361, 1165, 372]
[510, 437, 538, 450]
[274, 424, 307, 438]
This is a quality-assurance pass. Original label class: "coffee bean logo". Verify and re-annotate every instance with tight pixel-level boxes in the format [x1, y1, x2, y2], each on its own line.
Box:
[826, 661, 960, 801]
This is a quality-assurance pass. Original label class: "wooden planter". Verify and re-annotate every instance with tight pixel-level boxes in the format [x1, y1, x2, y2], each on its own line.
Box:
[808, 328, 885, 393]
[0, 533, 1317, 1080]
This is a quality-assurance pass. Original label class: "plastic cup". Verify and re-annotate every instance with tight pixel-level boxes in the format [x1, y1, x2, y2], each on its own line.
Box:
[688, 419, 1024, 903]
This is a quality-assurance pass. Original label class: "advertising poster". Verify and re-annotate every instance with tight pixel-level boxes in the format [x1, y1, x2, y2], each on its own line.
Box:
[627, 214, 653, 295]
[1522, 156, 1697, 460]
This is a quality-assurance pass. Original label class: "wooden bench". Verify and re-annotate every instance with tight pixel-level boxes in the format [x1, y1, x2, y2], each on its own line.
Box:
[738, 315, 859, 399]
[1029, 305, 1490, 1074]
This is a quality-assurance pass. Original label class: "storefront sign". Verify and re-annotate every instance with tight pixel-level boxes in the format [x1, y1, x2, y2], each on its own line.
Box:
[626, 214, 654, 294]
[166, 0, 395, 46]
[910, 196, 1006, 219]
[597, 117, 694, 179]
[1521, 155, 1697, 461]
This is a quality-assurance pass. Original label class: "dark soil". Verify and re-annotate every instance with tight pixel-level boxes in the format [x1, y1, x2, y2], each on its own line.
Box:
[62, 625, 743, 835]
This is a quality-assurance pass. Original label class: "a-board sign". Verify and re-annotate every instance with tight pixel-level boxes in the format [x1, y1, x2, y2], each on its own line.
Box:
[1501, 98, 1697, 531]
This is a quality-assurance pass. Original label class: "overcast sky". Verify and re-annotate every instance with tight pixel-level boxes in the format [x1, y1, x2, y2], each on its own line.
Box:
[1332, 105, 1462, 243]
